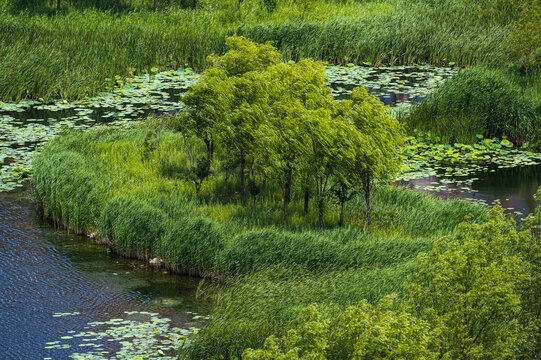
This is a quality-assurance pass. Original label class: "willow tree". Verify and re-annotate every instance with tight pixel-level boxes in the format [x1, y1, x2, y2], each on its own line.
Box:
[183, 35, 281, 196]
[338, 87, 403, 230]
[182, 68, 234, 170]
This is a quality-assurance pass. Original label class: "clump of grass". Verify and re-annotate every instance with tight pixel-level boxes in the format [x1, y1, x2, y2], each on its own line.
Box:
[405, 67, 541, 146]
[100, 196, 169, 256]
[189, 263, 415, 359]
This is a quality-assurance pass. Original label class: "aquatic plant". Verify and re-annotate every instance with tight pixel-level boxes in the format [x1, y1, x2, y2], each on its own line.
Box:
[44, 311, 201, 359]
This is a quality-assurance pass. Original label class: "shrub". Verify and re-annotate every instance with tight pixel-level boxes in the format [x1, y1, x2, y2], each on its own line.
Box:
[406, 68, 541, 146]
[407, 207, 534, 359]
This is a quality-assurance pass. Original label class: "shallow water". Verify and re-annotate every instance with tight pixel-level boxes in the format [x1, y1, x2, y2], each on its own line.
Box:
[401, 163, 541, 217]
[0, 192, 210, 359]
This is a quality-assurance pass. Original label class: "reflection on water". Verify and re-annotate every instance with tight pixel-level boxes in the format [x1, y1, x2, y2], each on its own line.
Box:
[0, 192, 209, 359]
[401, 164, 541, 217]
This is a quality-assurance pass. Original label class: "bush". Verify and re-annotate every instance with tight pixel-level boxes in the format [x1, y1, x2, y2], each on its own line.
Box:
[407, 207, 534, 358]
[406, 68, 541, 146]
[190, 263, 415, 359]
[243, 296, 430, 360]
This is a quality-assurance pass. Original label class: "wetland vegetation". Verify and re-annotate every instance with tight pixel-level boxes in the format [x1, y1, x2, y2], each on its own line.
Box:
[1, 0, 541, 359]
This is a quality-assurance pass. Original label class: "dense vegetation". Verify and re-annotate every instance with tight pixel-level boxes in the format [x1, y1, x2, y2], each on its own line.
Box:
[405, 68, 541, 147]
[1, 0, 539, 100]
[33, 36, 541, 358]
[38, 119, 518, 357]
[19, 0, 541, 358]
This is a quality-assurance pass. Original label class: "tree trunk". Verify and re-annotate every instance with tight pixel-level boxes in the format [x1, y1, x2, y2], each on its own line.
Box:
[319, 202, 324, 230]
[204, 138, 212, 174]
[240, 151, 245, 198]
[262, 174, 267, 190]
[224, 148, 231, 188]
[50, 0, 53, 8]
[193, 0, 196, 9]
[57, 0, 60, 10]
[210, 137, 214, 163]
[304, 189, 310, 214]
[154, 0, 157, 12]
[340, 202, 344, 226]
[283, 170, 291, 225]
[253, 195, 256, 211]
[116, 0, 120, 6]
[363, 176, 372, 231]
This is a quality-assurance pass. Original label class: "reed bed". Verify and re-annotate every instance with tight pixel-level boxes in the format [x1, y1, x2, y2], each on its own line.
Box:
[405, 67, 541, 146]
[0, 0, 529, 100]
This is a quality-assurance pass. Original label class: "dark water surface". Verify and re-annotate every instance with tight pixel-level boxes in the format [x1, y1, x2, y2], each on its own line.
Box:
[0, 192, 209, 359]
[401, 164, 541, 217]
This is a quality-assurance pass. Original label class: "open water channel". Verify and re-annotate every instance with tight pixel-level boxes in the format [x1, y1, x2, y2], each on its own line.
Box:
[0, 191, 210, 359]
[0, 66, 540, 359]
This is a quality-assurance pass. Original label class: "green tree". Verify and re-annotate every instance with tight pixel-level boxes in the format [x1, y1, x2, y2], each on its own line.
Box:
[331, 296, 430, 360]
[182, 67, 234, 171]
[243, 297, 430, 360]
[507, 0, 541, 73]
[407, 207, 533, 359]
[183, 35, 281, 196]
[338, 87, 403, 230]
[242, 304, 329, 360]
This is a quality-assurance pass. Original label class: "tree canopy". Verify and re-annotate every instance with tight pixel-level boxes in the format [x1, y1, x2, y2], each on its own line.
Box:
[181, 35, 403, 226]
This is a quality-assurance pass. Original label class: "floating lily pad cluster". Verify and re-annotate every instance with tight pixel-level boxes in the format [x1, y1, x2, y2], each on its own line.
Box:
[44, 311, 204, 360]
[0, 69, 200, 192]
[0, 66, 454, 193]
[326, 65, 458, 105]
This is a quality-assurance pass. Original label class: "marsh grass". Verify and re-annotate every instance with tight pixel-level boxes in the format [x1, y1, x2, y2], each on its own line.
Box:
[34, 122, 486, 271]
[0, 0, 532, 100]
[405, 67, 541, 146]
[189, 263, 416, 359]
[33, 122, 491, 357]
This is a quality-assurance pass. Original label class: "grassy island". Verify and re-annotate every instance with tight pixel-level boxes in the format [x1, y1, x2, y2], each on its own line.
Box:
[33, 34, 541, 359]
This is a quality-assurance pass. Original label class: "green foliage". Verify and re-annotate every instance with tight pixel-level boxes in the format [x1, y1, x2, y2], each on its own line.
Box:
[100, 197, 168, 256]
[242, 296, 430, 360]
[190, 263, 415, 359]
[234, 203, 541, 360]
[406, 68, 541, 146]
[331, 296, 429, 360]
[407, 207, 533, 359]
[0, 0, 533, 100]
[189, 156, 210, 193]
[159, 217, 226, 275]
[33, 145, 107, 232]
[507, 0, 541, 72]
[243, 304, 329, 360]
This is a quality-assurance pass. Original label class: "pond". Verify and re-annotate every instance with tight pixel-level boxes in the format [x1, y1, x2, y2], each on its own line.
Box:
[399, 163, 541, 218]
[0, 65, 540, 359]
[0, 191, 210, 359]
